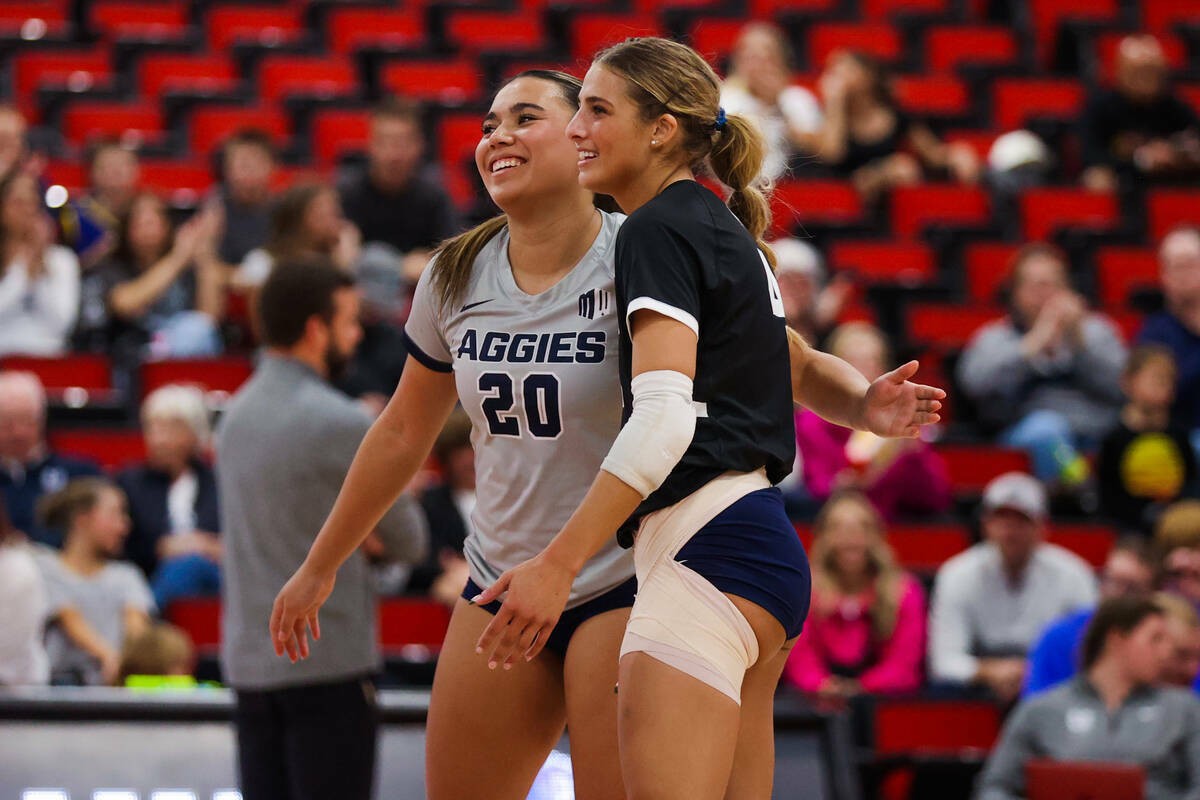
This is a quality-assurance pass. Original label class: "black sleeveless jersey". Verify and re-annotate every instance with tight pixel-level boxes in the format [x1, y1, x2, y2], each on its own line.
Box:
[613, 180, 795, 540]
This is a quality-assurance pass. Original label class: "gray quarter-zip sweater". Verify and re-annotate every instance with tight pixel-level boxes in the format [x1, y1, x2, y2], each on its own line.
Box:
[977, 677, 1200, 800]
[217, 355, 428, 689]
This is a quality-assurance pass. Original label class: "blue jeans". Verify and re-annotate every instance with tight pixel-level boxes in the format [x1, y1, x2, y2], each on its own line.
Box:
[151, 311, 223, 358]
[152, 553, 221, 612]
[1001, 409, 1078, 482]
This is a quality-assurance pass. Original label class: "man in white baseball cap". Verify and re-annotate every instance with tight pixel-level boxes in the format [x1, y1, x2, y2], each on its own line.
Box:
[929, 472, 1098, 701]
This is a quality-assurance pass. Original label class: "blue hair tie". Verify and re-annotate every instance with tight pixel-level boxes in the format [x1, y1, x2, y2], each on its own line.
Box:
[715, 107, 727, 131]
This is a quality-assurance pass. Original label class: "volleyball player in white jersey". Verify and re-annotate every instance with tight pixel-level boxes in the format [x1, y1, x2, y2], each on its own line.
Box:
[472, 38, 945, 799]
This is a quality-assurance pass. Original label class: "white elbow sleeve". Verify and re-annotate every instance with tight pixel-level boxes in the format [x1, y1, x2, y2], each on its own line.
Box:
[601, 370, 697, 498]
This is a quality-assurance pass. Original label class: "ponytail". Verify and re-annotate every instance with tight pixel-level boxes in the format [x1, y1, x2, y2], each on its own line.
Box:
[708, 113, 776, 269]
[430, 215, 508, 312]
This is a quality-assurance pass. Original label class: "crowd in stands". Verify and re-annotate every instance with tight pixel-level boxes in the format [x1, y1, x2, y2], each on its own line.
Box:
[0, 6, 1198, 795]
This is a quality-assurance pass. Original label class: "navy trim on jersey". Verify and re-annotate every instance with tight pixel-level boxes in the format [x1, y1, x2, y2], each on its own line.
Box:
[401, 331, 453, 373]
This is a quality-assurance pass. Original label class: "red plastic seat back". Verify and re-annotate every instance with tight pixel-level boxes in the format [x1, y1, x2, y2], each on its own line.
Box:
[927, 26, 1017, 72]
[907, 304, 1002, 350]
[809, 23, 902, 69]
[139, 53, 237, 97]
[381, 59, 481, 105]
[258, 56, 356, 103]
[139, 357, 254, 401]
[993, 79, 1085, 130]
[1, 354, 112, 392]
[1020, 188, 1118, 241]
[190, 106, 289, 155]
[49, 429, 146, 471]
[167, 597, 221, 651]
[886, 525, 971, 572]
[328, 8, 422, 52]
[1147, 191, 1200, 242]
[829, 241, 936, 285]
[936, 444, 1032, 493]
[964, 242, 1021, 304]
[378, 598, 453, 649]
[1047, 524, 1116, 569]
[1096, 247, 1159, 309]
[770, 180, 863, 236]
[891, 184, 990, 237]
[571, 14, 662, 61]
[875, 700, 1002, 754]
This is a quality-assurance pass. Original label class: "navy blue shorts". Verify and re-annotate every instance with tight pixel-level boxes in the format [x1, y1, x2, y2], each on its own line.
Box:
[674, 487, 812, 640]
[462, 575, 637, 660]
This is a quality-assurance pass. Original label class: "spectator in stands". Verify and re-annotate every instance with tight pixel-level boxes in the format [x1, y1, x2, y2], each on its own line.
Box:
[808, 50, 979, 201]
[0, 105, 28, 181]
[929, 472, 1098, 702]
[117, 622, 195, 685]
[0, 372, 100, 545]
[34, 477, 154, 685]
[76, 192, 225, 362]
[218, 259, 427, 800]
[1155, 591, 1200, 690]
[236, 182, 359, 289]
[1024, 538, 1155, 697]
[1081, 35, 1200, 193]
[118, 385, 220, 612]
[215, 128, 276, 266]
[408, 409, 473, 605]
[1098, 345, 1197, 534]
[1139, 226, 1200, 435]
[784, 491, 925, 697]
[0, 499, 48, 685]
[957, 244, 1126, 486]
[0, 171, 81, 356]
[338, 99, 458, 283]
[1156, 501, 1200, 617]
[718, 22, 823, 181]
[977, 596, 1200, 800]
[797, 322, 952, 520]
[66, 139, 141, 267]
[772, 237, 850, 347]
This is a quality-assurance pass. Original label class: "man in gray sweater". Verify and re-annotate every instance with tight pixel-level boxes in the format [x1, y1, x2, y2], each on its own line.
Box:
[217, 259, 428, 800]
[958, 244, 1126, 485]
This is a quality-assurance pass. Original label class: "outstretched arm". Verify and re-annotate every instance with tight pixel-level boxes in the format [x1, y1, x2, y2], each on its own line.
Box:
[787, 328, 945, 438]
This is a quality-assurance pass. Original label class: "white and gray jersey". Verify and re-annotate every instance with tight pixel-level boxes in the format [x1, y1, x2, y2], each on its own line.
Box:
[404, 211, 633, 608]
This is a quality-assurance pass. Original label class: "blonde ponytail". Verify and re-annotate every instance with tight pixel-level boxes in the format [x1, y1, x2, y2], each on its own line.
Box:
[708, 113, 776, 269]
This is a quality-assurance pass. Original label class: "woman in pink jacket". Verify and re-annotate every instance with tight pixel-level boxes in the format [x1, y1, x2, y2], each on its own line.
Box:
[785, 491, 926, 697]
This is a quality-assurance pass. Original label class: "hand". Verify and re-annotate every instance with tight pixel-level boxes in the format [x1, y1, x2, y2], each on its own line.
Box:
[100, 649, 122, 686]
[171, 217, 204, 261]
[269, 563, 336, 662]
[857, 361, 945, 439]
[819, 69, 848, 107]
[473, 551, 576, 669]
[978, 659, 1025, 703]
[1054, 292, 1086, 340]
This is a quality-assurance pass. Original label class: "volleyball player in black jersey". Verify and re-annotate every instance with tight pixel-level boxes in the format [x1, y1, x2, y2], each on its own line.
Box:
[473, 37, 945, 798]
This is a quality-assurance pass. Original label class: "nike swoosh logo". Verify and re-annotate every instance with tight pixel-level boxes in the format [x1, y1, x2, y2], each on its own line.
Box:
[461, 299, 494, 312]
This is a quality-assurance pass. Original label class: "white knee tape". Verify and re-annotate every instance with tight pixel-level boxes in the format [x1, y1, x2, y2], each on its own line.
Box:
[618, 469, 771, 705]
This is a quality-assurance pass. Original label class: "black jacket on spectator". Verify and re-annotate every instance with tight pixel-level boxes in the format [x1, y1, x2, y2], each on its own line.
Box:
[407, 484, 469, 594]
[216, 187, 272, 265]
[338, 166, 459, 254]
[1081, 89, 1200, 170]
[336, 320, 409, 400]
[0, 453, 101, 547]
[117, 459, 220, 578]
[1097, 421, 1197, 534]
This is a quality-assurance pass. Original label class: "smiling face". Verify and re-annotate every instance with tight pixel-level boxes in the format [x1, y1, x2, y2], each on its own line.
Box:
[566, 65, 660, 201]
[476, 76, 591, 215]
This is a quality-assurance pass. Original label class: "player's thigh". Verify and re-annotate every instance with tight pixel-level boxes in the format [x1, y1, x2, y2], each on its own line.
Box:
[725, 637, 797, 800]
[563, 606, 630, 800]
[426, 597, 568, 800]
[618, 650, 743, 800]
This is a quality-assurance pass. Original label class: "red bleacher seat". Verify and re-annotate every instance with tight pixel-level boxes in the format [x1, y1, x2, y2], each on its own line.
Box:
[0, 1, 68, 36]
[1020, 188, 1118, 241]
[1029, 0, 1120, 65]
[1047, 523, 1116, 568]
[964, 242, 1020, 304]
[500, 59, 577, 82]
[378, 598, 453, 650]
[1143, 0, 1200, 33]
[139, 357, 254, 401]
[381, 59, 481, 104]
[992, 78, 1085, 130]
[1147, 190, 1200, 242]
[43, 159, 86, 192]
[139, 53, 237, 98]
[258, 55, 357, 103]
[206, 4, 302, 51]
[139, 160, 213, 199]
[749, 0, 837, 16]
[13, 48, 112, 114]
[890, 184, 990, 238]
[438, 110, 485, 171]
[61, 101, 163, 146]
[770, 180, 864, 237]
[1095, 247, 1159, 308]
[863, 0, 948, 18]
[808, 23, 902, 69]
[1183, 85, 1200, 117]
[327, 7, 423, 53]
[570, 14, 662, 62]
[1095, 32, 1186, 85]
[886, 524, 970, 572]
[167, 597, 220, 651]
[907, 304, 1000, 350]
[945, 129, 1000, 163]
[926, 26, 1017, 72]
[829, 241, 936, 285]
[936, 444, 1032, 493]
[49, 429, 145, 471]
[893, 76, 970, 118]
[689, 18, 744, 65]
[90, 1, 187, 40]
[190, 106, 289, 155]
[312, 109, 370, 164]
[874, 699, 1002, 754]
[446, 11, 546, 52]
[0, 354, 112, 392]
